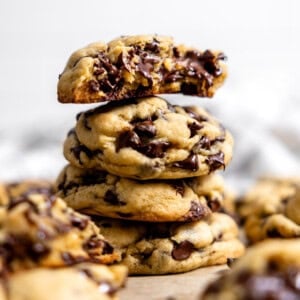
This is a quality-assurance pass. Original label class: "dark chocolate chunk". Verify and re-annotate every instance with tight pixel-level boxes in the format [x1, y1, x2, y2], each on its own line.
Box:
[173, 153, 199, 171]
[61, 252, 86, 265]
[170, 181, 185, 197]
[117, 128, 170, 158]
[70, 215, 89, 230]
[71, 145, 102, 165]
[163, 70, 183, 83]
[81, 170, 107, 186]
[67, 128, 76, 137]
[183, 106, 208, 123]
[207, 198, 221, 212]
[180, 82, 198, 95]
[171, 241, 195, 261]
[116, 52, 131, 72]
[137, 61, 153, 83]
[144, 38, 160, 54]
[184, 201, 210, 221]
[8, 197, 39, 213]
[89, 80, 100, 92]
[31, 242, 50, 257]
[104, 190, 126, 206]
[193, 136, 212, 151]
[188, 122, 203, 137]
[205, 152, 225, 172]
[201, 50, 224, 77]
[134, 120, 156, 137]
[116, 130, 141, 152]
[140, 140, 171, 158]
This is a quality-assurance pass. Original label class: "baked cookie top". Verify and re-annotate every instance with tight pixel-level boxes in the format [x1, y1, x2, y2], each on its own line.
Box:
[1, 263, 127, 300]
[58, 35, 227, 103]
[237, 177, 300, 243]
[0, 193, 118, 273]
[64, 97, 233, 179]
[55, 164, 225, 222]
[201, 239, 300, 300]
[94, 213, 245, 275]
[0, 180, 54, 206]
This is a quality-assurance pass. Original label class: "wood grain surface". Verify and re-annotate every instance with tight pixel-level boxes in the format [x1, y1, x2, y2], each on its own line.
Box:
[119, 265, 228, 300]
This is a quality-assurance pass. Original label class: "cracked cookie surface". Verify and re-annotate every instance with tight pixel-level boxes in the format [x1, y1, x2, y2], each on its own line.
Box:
[63, 97, 233, 180]
[237, 177, 300, 243]
[55, 164, 224, 222]
[0, 193, 118, 273]
[58, 35, 227, 103]
[93, 213, 245, 275]
[201, 239, 300, 300]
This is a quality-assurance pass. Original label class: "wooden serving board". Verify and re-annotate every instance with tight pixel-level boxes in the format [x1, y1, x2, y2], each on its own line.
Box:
[119, 265, 227, 300]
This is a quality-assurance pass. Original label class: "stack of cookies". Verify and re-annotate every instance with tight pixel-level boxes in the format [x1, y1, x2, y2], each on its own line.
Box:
[55, 35, 245, 274]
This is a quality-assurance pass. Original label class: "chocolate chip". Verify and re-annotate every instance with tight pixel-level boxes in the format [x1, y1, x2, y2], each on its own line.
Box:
[71, 145, 103, 164]
[171, 241, 195, 261]
[172, 47, 181, 58]
[81, 170, 107, 186]
[140, 140, 171, 158]
[180, 82, 198, 95]
[61, 252, 85, 265]
[201, 50, 224, 76]
[134, 120, 156, 137]
[70, 215, 89, 230]
[102, 241, 114, 255]
[207, 199, 221, 212]
[173, 153, 199, 171]
[116, 52, 131, 72]
[144, 38, 160, 54]
[226, 257, 236, 268]
[8, 197, 39, 212]
[170, 181, 185, 197]
[205, 152, 225, 172]
[67, 128, 76, 137]
[193, 136, 211, 151]
[164, 71, 183, 83]
[188, 122, 203, 137]
[89, 80, 100, 92]
[184, 201, 210, 221]
[104, 190, 126, 206]
[31, 243, 50, 257]
[183, 107, 208, 123]
[137, 61, 154, 84]
[116, 129, 170, 158]
[94, 67, 105, 76]
[116, 130, 140, 152]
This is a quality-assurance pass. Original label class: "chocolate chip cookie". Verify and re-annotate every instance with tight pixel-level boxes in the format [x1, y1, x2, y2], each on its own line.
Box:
[0, 180, 54, 206]
[93, 213, 245, 275]
[64, 97, 233, 180]
[58, 35, 227, 103]
[55, 164, 224, 222]
[237, 177, 300, 243]
[0, 193, 118, 273]
[201, 239, 300, 300]
[1, 263, 127, 300]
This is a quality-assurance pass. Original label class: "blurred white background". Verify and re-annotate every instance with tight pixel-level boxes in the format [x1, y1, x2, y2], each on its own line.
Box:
[0, 0, 299, 189]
